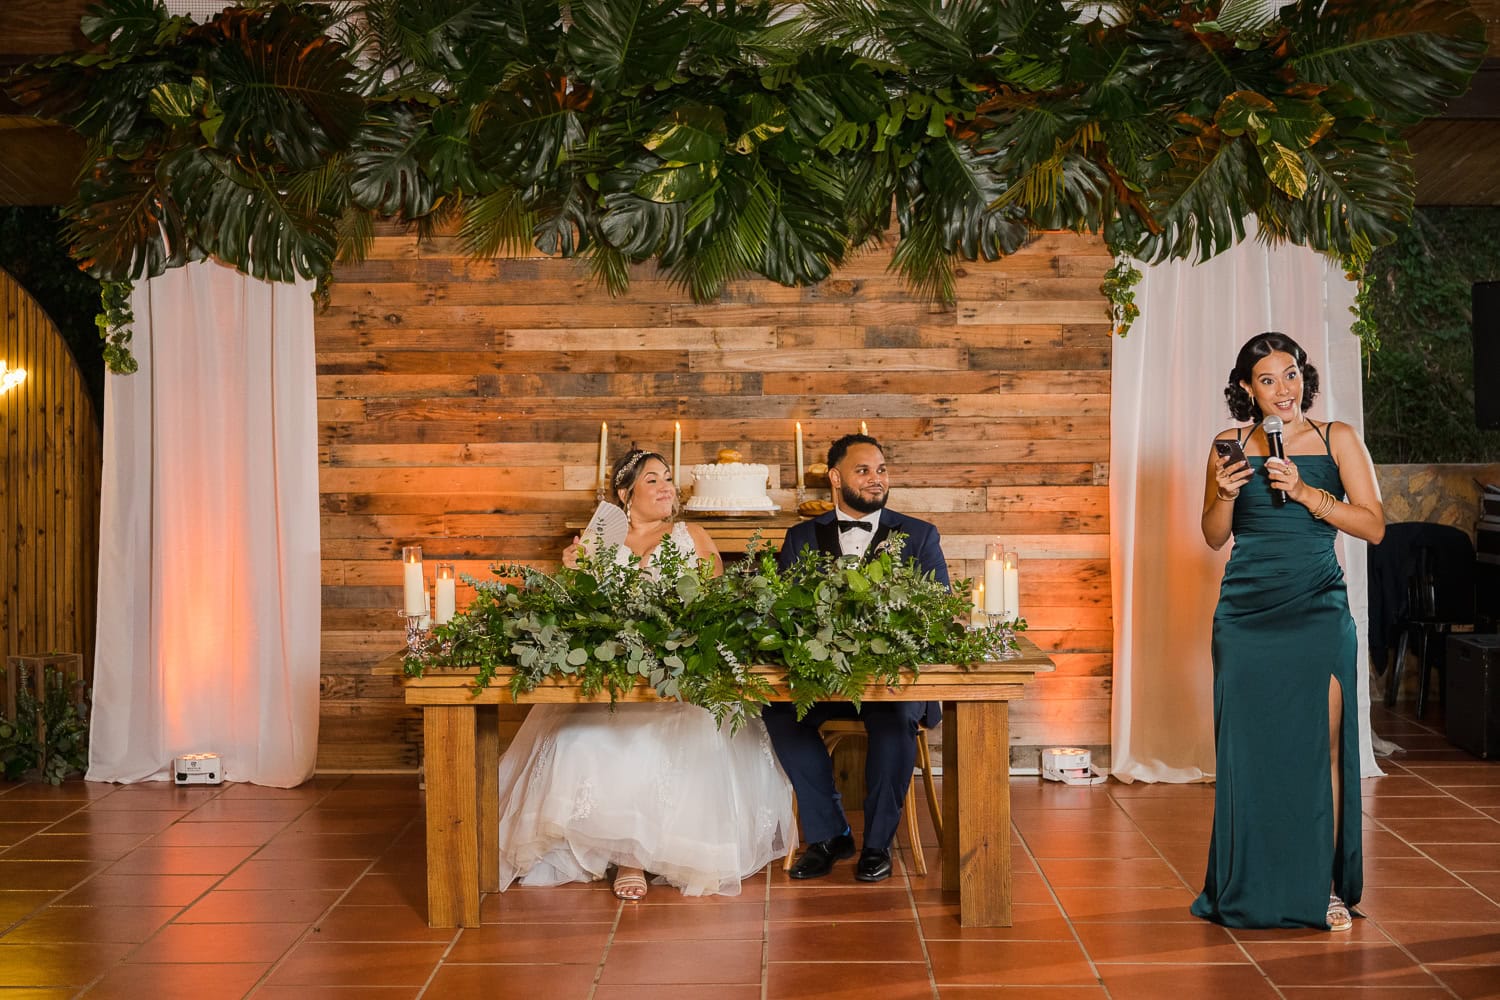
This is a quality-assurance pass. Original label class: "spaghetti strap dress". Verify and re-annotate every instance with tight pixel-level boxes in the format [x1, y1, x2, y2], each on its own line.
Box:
[1191, 422, 1363, 929]
[493, 522, 796, 897]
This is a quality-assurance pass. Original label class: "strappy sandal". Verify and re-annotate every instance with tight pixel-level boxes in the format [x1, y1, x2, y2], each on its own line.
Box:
[1327, 894, 1352, 932]
[613, 866, 648, 901]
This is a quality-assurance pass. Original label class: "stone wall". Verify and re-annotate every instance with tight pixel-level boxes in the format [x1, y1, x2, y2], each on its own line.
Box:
[1376, 464, 1500, 538]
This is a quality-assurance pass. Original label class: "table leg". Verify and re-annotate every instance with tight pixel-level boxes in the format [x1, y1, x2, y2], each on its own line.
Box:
[424, 705, 481, 928]
[955, 700, 1012, 927]
[477, 705, 500, 893]
[941, 700, 959, 891]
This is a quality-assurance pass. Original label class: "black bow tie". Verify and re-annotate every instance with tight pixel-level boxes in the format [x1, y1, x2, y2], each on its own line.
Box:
[838, 520, 873, 532]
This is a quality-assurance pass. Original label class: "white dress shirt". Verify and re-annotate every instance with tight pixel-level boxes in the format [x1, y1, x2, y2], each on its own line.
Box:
[835, 508, 882, 561]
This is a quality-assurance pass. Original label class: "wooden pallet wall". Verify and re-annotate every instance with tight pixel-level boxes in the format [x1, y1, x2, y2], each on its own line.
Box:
[316, 231, 1114, 770]
[0, 268, 101, 675]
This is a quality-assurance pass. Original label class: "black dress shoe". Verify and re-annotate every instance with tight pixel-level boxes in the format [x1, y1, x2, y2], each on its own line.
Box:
[855, 846, 892, 882]
[788, 833, 856, 879]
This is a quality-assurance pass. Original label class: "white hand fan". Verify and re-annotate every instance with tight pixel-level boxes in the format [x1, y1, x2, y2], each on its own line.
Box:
[581, 502, 629, 554]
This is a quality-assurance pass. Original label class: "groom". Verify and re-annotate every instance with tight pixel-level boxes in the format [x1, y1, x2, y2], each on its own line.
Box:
[763, 433, 949, 882]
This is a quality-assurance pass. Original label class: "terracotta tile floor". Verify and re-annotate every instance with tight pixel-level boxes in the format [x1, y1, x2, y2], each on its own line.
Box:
[1, 702, 1498, 999]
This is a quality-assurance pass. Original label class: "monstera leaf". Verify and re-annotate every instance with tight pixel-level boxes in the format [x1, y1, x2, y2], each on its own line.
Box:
[65, 153, 193, 281]
[1261, 132, 1414, 259]
[347, 103, 443, 219]
[1285, 0, 1486, 124]
[566, 0, 693, 93]
[1135, 127, 1254, 263]
[474, 69, 590, 189]
[203, 6, 362, 170]
[80, 0, 176, 48]
[168, 147, 338, 282]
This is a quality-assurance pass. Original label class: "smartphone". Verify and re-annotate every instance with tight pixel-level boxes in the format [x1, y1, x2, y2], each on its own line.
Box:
[1214, 439, 1248, 466]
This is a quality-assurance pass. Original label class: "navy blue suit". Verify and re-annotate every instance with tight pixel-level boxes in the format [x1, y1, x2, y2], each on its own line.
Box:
[762, 508, 950, 849]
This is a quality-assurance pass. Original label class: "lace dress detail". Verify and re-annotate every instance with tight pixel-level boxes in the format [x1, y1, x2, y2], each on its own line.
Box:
[494, 521, 797, 897]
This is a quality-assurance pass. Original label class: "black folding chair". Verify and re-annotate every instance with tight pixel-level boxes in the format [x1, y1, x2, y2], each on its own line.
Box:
[1384, 526, 1478, 717]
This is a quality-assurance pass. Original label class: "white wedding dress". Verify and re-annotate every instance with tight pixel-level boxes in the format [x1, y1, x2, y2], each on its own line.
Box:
[494, 522, 797, 896]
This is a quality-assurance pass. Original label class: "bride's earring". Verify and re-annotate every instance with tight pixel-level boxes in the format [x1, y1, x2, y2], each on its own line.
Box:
[625, 499, 633, 526]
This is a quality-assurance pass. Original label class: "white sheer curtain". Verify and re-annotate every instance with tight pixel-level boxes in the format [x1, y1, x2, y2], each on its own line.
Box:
[88, 260, 321, 787]
[1110, 239, 1380, 782]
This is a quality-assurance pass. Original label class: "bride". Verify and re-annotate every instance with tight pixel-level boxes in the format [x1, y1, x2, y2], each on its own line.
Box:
[494, 448, 797, 899]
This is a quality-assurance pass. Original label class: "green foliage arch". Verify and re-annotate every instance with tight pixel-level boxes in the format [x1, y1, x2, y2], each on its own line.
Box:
[7, 0, 1486, 321]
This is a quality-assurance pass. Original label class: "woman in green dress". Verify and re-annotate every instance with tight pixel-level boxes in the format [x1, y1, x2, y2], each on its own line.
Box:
[1194, 332, 1385, 931]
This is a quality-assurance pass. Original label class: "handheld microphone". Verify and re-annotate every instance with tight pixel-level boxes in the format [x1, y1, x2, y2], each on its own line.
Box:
[1262, 415, 1288, 507]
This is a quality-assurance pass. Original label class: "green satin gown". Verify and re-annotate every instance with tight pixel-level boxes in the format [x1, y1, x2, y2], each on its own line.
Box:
[1191, 423, 1363, 929]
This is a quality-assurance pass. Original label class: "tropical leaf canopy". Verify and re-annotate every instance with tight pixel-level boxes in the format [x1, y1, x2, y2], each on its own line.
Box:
[5, 0, 1486, 302]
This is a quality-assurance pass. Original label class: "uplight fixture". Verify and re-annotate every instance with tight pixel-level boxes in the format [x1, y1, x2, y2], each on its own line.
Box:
[0, 361, 26, 396]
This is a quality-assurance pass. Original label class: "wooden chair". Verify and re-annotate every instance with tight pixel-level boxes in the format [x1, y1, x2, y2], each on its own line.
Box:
[784, 722, 942, 875]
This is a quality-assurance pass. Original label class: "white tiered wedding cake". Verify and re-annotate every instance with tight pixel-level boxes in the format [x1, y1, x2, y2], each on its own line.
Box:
[685, 451, 776, 512]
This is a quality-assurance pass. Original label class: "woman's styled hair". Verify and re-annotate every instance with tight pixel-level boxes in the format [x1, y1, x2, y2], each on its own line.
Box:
[610, 448, 671, 510]
[1224, 331, 1321, 422]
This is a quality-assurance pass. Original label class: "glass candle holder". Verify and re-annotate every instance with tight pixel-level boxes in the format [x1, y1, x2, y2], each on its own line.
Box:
[434, 563, 457, 625]
[1001, 550, 1020, 621]
[401, 545, 425, 615]
[983, 541, 1004, 615]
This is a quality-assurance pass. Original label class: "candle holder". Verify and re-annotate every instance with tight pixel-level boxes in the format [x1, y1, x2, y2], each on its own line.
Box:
[398, 610, 429, 653]
[979, 613, 1022, 660]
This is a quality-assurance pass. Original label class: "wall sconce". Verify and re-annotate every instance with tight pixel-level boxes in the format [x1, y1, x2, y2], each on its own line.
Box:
[0, 361, 27, 396]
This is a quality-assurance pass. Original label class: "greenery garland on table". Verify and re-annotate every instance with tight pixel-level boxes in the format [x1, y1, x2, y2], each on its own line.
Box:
[3, 0, 1486, 368]
[404, 534, 1022, 728]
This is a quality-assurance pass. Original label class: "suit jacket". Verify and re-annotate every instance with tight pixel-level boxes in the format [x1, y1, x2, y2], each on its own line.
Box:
[776, 508, 950, 587]
[777, 508, 949, 726]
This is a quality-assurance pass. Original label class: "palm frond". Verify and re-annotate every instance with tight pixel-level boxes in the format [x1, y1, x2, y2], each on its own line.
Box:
[458, 187, 539, 257]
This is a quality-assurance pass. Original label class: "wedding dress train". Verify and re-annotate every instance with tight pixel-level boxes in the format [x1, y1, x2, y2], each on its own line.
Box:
[494, 522, 797, 896]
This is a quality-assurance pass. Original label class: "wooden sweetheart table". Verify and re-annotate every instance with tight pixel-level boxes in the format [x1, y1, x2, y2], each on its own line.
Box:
[388, 640, 1054, 928]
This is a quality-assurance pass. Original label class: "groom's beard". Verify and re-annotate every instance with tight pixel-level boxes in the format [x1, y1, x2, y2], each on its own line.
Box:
[838, 481, 888, 515]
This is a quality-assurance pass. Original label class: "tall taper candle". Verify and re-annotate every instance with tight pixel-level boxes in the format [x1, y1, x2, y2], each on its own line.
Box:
[402, 545, 424, 615]
[434, 563, 456, 625]
[673, 421, 682, 479]
[794, 421, 804, 487]
[983, 542, 1003, 614]
[598, 421, 608, 492]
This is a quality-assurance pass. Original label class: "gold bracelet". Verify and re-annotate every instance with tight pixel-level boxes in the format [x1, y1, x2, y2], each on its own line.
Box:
[1216, 487, 1240, 502]
[1311, 488, 1337, 520]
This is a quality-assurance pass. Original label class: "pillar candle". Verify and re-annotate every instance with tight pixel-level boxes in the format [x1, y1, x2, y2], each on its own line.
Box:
[434, 564, 456, 625]
[794, 422, 804, 487]
[860, 420, 868, 435]
[1002, 551, 1020, 620]
[419, 590, 431, 630]
[970, 585, 984, 628]
[673, 421, 682, 479]
[983, 543, 1003, 615]
[402, 545, 424, 615]
[598, 421, 608, 491]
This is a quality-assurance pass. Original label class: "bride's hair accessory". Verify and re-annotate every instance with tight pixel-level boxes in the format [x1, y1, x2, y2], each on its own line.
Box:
[613, 448, 650, 488]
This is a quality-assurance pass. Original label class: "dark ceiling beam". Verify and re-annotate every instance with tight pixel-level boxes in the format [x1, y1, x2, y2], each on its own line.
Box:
[0, 0, 92, 64]
[0, 0, 93, 204]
